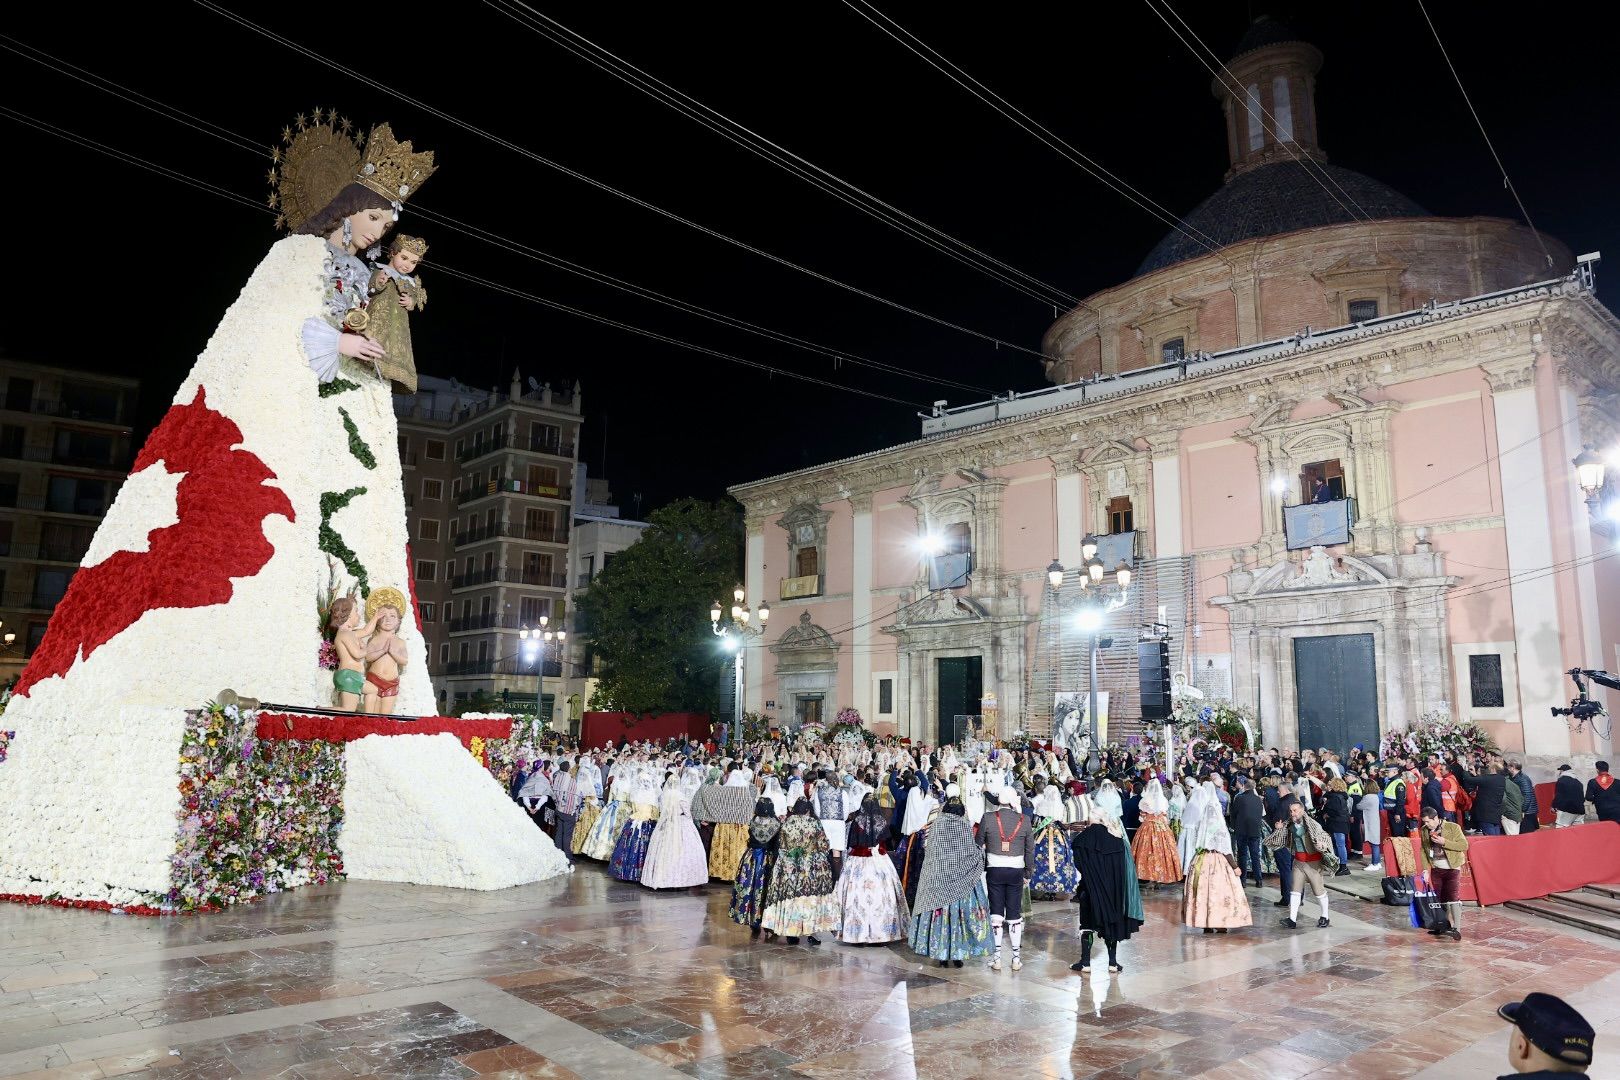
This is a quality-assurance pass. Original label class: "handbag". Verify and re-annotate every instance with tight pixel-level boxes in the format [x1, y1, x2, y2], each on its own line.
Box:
[1380, 874, 1415, 906]
[1409, 873, 1443, 929]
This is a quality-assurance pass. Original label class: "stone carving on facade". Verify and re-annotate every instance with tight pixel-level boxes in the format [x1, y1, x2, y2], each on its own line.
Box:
[771, 610, 836, 650]
[1283, 546, 1366, 588]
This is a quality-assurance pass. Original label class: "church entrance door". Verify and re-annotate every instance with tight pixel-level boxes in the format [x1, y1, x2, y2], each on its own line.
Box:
[1292, 633, 1378, 752]
[936, 655, 982, 747]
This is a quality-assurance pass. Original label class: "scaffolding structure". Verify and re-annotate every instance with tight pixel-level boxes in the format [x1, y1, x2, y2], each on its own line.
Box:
[1025, 554, 1198, 742]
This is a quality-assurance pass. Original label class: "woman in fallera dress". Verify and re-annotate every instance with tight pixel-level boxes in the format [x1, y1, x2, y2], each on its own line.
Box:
[608, 771, 662, 882]
[571, 791, 601, 857]
[640, 776, 709, 889]
[1182, 793, 1253, 933]
[908, 790, 993, 968]
[1132, 778, 1183, 887]
[833, 794, 911, 944]
[1029, 784, 1079, 900]
[581, 767, 635, 861]
[760, 798, 838, 945]
[891, 775, 937, 909]
[731, 798, 782, 938]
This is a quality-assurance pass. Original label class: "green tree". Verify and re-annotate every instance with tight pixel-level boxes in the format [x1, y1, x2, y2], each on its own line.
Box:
[576, 498, 742, 716]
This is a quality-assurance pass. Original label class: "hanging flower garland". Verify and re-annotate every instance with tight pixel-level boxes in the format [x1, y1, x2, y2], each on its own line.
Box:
[319, 486, 370, 597]
[337, 407, 377, 470]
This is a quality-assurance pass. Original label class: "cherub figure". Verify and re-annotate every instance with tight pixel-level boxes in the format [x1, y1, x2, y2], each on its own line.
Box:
[365, 234, 427, 393]
[326, 596, 380, 711]
[362, 587, 410, 715]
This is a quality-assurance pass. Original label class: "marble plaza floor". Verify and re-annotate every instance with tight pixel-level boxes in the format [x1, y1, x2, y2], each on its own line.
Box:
[3, 863, 1620, 1080]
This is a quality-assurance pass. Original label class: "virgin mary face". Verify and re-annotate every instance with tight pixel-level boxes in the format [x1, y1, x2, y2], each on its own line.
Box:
[348, 206, 393, 252]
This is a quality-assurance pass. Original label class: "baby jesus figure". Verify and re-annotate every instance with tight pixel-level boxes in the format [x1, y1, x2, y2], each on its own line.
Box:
[366, 234, 428, 393]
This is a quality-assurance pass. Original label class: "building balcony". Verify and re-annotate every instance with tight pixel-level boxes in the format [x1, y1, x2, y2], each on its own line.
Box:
[0, 542, 89, 563]
[456, 480, 571, 506]
[0, 444, 51, 464]
[576, 572, 593, 588]
[441, 657, 561, 678]
[2, 591, 61, 612]
[451, 521, 570, 548]
[456, 432, 577, 464]
[447, 613, 528, 633]
[1283, 497, 1358, 551]
[17, 397, 128, 426]
[450, 568, 569, 590]
[779, 574, 823, 600]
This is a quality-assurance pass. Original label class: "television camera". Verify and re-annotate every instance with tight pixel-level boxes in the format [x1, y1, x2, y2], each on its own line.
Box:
[1552, 668, 1620, 723]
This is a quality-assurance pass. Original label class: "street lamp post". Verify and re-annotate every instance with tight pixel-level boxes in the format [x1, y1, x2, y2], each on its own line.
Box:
[1052, 535, 1132, 766]
[708, 586, 770, 749]
[519, 617, 566, 728]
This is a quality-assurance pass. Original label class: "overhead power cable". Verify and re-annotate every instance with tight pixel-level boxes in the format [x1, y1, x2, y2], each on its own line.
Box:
[1139, 0, 1372, 224]
[189, 0, 1050, 360]
[484, 0, 1079, 311]
[0, 103, 928, 409]
[839, 0, 1233, 273]
[1414, 0, 1556, 269]
[0, 32, 998, 397]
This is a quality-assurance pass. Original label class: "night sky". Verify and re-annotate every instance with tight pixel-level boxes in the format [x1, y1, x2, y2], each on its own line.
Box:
[3, 3, 1616, 514]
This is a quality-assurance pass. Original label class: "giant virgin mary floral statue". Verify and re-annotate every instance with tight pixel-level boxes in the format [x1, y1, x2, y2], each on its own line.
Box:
[0, 113, 567, 909]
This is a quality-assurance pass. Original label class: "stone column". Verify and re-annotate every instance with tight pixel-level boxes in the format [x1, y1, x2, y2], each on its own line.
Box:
[1256, 626, 1284, 748]
[1147, 432, 1184, 558]
[744, 517, 767, 716]
[850, 492, 874, 721]
[1484, 354, 1572, 758]
[1052, 457, 1083, 570]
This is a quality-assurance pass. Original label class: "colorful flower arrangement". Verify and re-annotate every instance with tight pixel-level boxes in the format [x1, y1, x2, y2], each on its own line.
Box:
[1379, 708, 1497, 762]
[168, 703, 345, 912]
[1168, 697, 1256, 753]
[828, 707, 875, 747]
[317, 640, 339, 670]
[0, 729, 11, 765]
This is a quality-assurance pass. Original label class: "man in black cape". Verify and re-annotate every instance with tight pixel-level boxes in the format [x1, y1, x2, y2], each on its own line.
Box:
[1070, 821, 1141, 973]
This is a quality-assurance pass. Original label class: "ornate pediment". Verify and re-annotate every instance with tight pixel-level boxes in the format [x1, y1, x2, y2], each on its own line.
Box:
[1247, 546, 1385, 593]
[771, 610, 836, 650]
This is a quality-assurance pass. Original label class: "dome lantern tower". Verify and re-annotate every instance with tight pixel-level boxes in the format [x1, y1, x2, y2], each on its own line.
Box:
[1217, 17, 1326, 179]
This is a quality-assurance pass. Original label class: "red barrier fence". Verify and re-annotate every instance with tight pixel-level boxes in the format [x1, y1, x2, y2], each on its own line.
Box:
[579, 711, 711, 748]
[1466, 820, 1620, 906]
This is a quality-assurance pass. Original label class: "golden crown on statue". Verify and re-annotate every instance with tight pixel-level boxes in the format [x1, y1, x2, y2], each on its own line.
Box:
[354, 123, 437, 206]
[390, 234, 429, 258]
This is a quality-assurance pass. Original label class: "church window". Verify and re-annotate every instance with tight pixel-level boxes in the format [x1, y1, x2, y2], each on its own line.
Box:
[944, 521, 973, 555]
[1107, 496, 1134, 534]
[1348, 298, 1379, 323]
[879, 678, 894, 715]
[796, 545, 819, 578]
[1272, 75, 1293, 141]
[1245, 84, 1265, 151]
[1160, 337, 1186, 363]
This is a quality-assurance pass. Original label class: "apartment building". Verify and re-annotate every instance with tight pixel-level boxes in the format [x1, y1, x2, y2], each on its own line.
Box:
[0, 358, 139, 682]
[396, 370, 581, 715]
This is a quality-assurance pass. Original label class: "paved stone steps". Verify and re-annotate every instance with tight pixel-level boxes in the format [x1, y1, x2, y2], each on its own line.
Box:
[1506, 890, 1620, 940]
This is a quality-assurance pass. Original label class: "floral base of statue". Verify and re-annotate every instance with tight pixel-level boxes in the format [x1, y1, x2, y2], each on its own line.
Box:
[0, 705, 568, 914]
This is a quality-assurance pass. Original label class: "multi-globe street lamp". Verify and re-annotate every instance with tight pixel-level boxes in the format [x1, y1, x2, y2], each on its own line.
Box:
[518, 617, 566, 727]
[1049, 534, 1132, 763]
[709, 586, 769, 748]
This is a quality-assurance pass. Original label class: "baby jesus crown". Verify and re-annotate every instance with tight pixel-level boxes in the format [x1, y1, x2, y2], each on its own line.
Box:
[390, 234, 429, 258]
[356, 123, 437, 207]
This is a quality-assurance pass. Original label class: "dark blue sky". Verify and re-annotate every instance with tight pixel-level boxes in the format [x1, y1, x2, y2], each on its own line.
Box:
[3, 3, 1614, 511]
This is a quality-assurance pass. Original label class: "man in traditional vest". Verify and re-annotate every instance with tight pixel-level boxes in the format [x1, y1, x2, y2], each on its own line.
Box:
[977, 784, 1034, 972]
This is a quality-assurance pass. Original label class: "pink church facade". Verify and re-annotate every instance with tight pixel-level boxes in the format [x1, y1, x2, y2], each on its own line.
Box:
[728, 24, 1620, 769]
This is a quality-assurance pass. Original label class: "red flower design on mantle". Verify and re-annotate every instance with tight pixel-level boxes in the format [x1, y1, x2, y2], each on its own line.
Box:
[14, 387, 296, 697]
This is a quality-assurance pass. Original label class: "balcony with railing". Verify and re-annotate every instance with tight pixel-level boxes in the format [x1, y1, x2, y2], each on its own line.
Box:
[3, 591, 63, 612]
[1283, 497, 1358, 551]
[779, 574, 823, 600]
[451, 521, 570, 548]
[0, 542, 90, 563]
[456, 432, 578, 464]
[450, 567, 569, 590]
[456, 479, 572, 506]
[447, 613, 528, 633]
[441, 657, 562, 678]
[13, 397, 129, 425]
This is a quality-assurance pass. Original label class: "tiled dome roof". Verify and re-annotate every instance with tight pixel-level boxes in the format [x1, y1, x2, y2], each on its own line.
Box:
[1133, 162, 1430, 277]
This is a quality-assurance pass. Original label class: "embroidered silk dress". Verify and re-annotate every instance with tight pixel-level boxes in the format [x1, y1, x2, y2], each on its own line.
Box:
[760, 813, 839, 937]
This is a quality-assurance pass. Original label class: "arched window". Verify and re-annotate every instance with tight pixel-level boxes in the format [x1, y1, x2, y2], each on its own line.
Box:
[1272, 75, 1293, 142]
[1245, 84, 1265, 151]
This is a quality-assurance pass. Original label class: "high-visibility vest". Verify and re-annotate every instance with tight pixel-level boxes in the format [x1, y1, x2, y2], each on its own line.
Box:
[1440, 774, 1458, 813]
[1348, 780, 1364, 798]
[1382, 778, 1404, 810]
[1404, 778, 1422, 818]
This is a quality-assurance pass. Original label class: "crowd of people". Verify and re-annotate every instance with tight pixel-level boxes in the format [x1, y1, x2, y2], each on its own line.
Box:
[503, 730, 1619, 966]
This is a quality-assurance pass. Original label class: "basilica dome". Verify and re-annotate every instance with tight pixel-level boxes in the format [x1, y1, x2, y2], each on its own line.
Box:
[1134, 161, 1429, 278]
[1039, 20, 1567, 385]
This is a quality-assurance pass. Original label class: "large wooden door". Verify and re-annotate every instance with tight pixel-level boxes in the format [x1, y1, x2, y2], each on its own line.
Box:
[1292, 634, 1378, 752]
